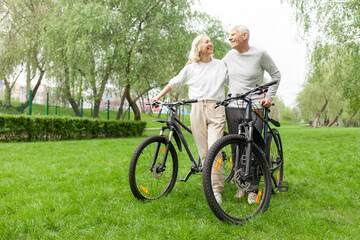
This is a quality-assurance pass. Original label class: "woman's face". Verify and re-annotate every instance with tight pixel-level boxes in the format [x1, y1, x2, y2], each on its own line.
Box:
[199, 36, 213, 56]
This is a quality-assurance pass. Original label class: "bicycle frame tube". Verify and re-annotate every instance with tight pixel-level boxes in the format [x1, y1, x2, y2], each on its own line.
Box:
[175, 117, 192, 134]
[158, 110, 198, 168]
[244, 102, 254, 178]
[263, 109, 269, 146]
[171, 121, 198, 166]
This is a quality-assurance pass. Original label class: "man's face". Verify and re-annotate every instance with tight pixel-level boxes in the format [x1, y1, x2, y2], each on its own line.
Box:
[228, 28, 247, 49]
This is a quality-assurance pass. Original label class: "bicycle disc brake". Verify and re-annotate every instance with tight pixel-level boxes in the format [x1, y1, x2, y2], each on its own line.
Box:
[152, 162, 163, 179]
[234, 169, 251, 191]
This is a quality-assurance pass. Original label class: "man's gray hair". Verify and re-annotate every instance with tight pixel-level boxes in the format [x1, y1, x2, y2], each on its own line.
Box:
[233, 25, 250, 41]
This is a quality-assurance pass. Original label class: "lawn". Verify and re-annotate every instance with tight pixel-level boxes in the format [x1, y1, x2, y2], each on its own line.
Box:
[0, 126, 359, 239]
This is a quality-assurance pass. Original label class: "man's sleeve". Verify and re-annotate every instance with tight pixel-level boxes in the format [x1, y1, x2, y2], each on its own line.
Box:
[261, 51, 281, 100]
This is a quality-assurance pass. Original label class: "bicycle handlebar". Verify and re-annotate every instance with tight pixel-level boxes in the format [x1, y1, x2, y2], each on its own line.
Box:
[147, 99, 198, 109]
[216, 80, 279, 107]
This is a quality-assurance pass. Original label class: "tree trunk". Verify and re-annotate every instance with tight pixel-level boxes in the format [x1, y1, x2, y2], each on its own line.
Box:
[346, 109, 359, 127]
[91, 66, 111, 118]
[16, 67, 45, 112]
[116, 90, 126, 120]
[93, 99, 101, 118]
[26, 58, 31, 102]
[3, 70, 22, 107]
[124, 84, 141, 121]
[312, 99, 328, 128]
[147, 93, 153, 116]
[64, 65, 81, 116]
[327, 109, 343, 127]
[3, 80, 11, 107]
[140, 96, 145, 114]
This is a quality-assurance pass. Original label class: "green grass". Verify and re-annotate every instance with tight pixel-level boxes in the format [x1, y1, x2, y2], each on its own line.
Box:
[0, 126, 359, 239]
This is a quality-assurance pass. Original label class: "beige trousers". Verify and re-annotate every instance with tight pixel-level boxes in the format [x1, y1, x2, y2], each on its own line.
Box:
[190, 100, 226, 193]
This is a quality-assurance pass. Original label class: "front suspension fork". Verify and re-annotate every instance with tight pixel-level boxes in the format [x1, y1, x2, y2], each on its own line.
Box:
[150, 128, 174, 172]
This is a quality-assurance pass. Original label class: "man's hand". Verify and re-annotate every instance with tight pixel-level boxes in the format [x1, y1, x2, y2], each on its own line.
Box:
[260, 98, 272, 108]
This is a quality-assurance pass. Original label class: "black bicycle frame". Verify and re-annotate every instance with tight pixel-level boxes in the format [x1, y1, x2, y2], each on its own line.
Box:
[234, 97, 277, 179]
[151, 106, 200, 174]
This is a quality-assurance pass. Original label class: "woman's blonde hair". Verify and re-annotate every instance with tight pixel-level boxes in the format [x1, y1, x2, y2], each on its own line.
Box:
[188, 34, 211, 63]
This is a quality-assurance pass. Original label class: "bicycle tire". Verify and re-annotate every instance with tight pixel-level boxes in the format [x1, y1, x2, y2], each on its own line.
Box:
[266, 129, 284, 192]
[202, 134, 272, 224]
[222, 131, 235, 182]
[222, 150, 235, 182]
[129, 135, 178, 200]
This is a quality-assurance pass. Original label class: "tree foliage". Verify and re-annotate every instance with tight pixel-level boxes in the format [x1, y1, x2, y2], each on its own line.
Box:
[0, 0, 53, 110]
[1, 0, 229, 121]
[286, 0, 360, 126]
[41, 0, 228, 120]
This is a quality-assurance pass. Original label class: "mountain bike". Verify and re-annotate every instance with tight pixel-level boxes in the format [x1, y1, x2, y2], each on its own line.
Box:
[129, 99, 201, 200]
[202, 80, 288, 224]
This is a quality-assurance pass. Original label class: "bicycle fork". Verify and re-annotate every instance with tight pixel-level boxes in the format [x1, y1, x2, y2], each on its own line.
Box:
[233, 106, 255, 190]
[149, 128, 174, 173]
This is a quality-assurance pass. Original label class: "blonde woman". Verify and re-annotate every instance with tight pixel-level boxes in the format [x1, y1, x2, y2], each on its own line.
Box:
[152, 34, 228, 203]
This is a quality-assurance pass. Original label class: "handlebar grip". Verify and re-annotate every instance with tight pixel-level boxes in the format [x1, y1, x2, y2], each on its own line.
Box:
[263, 80, 279, 88]
[183, 99, 198, 104]
[148, 101, 160, 108]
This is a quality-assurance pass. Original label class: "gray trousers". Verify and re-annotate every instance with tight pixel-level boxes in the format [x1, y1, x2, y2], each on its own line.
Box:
[225, 108, 264, 193]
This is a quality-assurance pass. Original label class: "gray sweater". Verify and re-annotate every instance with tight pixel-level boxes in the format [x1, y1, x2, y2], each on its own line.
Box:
[223, 47, 281, 108]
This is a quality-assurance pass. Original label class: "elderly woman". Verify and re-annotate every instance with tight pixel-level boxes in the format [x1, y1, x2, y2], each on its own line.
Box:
[152, 34, 228, 203]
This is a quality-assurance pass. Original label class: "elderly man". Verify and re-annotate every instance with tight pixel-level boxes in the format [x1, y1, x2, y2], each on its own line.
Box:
[222, 25, 281, 204]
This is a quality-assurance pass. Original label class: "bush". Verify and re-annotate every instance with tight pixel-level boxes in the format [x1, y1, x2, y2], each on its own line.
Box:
[0, 114, 146, 142]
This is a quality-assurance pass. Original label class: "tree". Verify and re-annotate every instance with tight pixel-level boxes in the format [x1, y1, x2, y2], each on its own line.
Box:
[286, 0, 360, 126]
[0, 26, 23, 107]
[44, 0, 228, 121]
[0, 0, 53, 111]
[113, 0, 196, 121]
[296, 80, 345, 127]
[110, 0, 229, 121]
[44, 1, 122, 117]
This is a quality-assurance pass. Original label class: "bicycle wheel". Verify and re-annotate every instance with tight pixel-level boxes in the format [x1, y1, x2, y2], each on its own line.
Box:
[129, 135, 178, 200]
[221, 131, 235, 182]
[266, 129, 284, 192]
[202, 134, 272, 224]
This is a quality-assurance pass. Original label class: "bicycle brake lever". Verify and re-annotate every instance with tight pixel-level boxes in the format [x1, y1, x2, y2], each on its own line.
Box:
[152, 101, 160, 108]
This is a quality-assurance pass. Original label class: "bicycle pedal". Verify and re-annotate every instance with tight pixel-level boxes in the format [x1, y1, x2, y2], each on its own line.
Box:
[278, 181, 288, 192]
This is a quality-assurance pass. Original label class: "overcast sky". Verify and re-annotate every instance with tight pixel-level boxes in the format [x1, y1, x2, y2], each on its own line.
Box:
[196, 0, 307, 107]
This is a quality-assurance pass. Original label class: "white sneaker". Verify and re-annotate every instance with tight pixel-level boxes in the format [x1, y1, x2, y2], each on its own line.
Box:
[248, 192, 257, 204]
[214, 192, 222, 204]
[234, 190, 246, 199]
